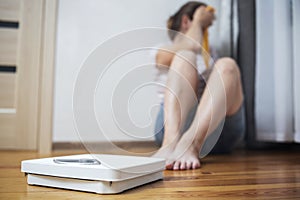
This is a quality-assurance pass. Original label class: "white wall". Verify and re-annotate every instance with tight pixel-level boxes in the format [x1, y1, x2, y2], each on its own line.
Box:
[53, 0, 220, 142]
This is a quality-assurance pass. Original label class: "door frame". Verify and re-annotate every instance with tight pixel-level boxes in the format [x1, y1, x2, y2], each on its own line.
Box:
[37, 0, 58, 154]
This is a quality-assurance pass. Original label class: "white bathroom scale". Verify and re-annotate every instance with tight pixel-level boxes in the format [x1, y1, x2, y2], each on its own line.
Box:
[21, 154, 165, 194]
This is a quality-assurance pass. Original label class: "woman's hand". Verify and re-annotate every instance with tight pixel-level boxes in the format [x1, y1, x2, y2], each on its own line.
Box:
[193, 6, 215, 29]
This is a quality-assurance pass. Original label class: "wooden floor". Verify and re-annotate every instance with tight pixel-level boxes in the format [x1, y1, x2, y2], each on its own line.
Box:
[0, 149, 300, 199]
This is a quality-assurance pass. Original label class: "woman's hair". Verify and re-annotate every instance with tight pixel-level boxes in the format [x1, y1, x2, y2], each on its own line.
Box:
[167, 1, 207, 40]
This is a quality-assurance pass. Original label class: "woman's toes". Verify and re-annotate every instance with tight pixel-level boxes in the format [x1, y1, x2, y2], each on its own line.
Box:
[192, 160, 201, 169]
[180, 161, 187, 170]
[173, 161, 181, 170]
[166, 159, 175, 170]
[186, 161, 192, 170]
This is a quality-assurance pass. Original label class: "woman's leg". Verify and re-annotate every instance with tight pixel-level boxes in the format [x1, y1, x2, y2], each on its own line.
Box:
[166, 57, 244, 170]
[153, 50, 199, 157]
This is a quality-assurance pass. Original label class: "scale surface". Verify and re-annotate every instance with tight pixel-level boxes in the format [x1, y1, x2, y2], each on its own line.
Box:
[21, 154, 165, 194]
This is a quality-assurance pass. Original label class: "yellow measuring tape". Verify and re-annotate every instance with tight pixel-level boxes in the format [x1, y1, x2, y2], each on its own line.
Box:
[202, 6, 215, 69]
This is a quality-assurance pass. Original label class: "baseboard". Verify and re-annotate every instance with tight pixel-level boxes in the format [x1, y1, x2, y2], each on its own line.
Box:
[52, 141, 159, 155]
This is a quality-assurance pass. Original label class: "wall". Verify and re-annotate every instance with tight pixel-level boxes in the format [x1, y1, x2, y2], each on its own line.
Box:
[255, 0, 299, 142]
[53, 0, 219, 142]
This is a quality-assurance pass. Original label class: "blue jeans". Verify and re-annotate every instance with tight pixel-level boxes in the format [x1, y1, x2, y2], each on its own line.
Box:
[154, 103, 246, 157]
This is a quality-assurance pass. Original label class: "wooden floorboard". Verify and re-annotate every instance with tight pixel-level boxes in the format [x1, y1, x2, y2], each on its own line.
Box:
[0, 149, 299, 199]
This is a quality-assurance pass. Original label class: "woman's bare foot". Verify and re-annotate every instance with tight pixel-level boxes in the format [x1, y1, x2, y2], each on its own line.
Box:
[152, 141, 177, 160]
[165, 133, 201, 170]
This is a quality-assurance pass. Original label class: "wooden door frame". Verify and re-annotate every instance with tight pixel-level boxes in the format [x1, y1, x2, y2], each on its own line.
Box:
[37, 0, 58, 154]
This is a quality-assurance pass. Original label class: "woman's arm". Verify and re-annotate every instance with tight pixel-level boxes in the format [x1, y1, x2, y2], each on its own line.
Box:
[156, 6, 214, 68]
[156, 22, 203, 68]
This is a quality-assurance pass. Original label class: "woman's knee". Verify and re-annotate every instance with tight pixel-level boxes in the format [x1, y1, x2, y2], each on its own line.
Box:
[215, 57, 241, 78]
